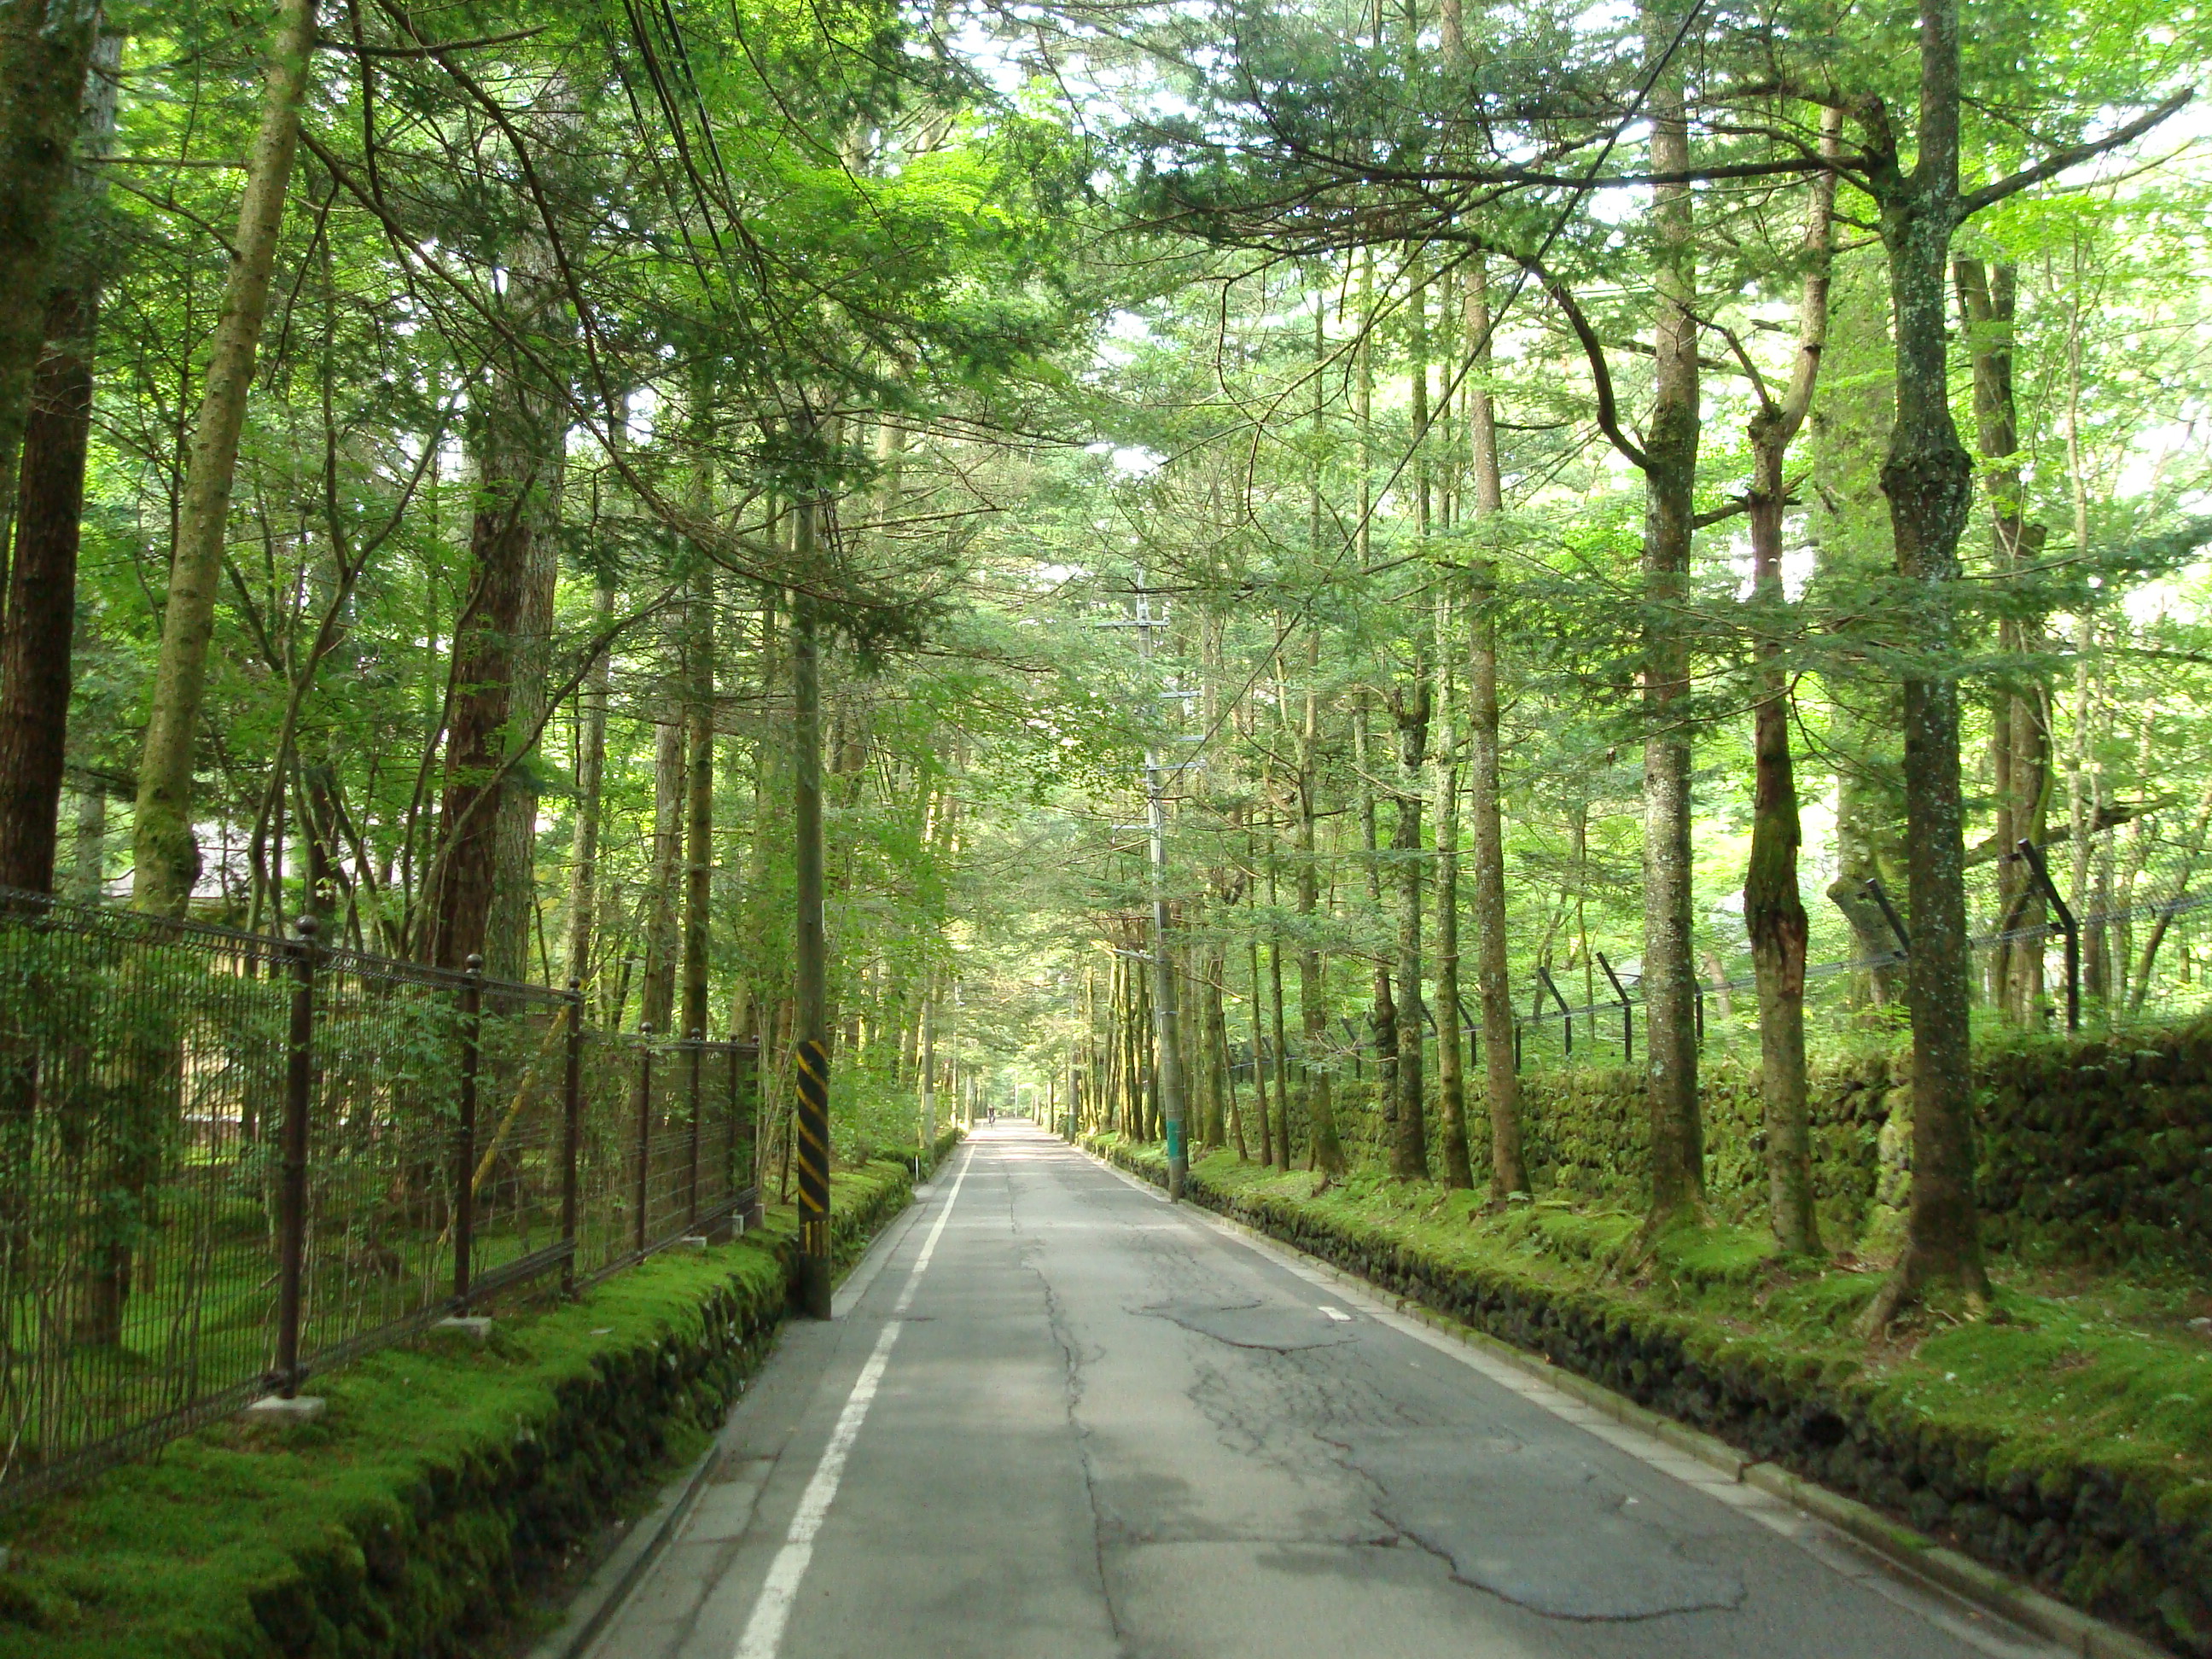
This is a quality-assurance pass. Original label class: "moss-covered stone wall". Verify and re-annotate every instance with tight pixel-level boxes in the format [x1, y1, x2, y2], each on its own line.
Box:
[1976, 1027, 2212, 1270]
[1396, 1019, 2211, 1265]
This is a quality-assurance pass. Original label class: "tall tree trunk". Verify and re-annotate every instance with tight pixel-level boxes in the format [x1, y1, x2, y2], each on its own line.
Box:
[432, 329, 562, 969]
[1391, 672, 1430, 1180]
[1296, 629, 1345, 1174]
[681, 564, 715, 1038]
[1863, 0, 1990, 1324]
[1811, 251, 1908, 1011]
[639, 699, 684, 1032]
[1353, 701, 1396, 1144]
[1463, 260, 1528, 1202]
[1199, 937, 1227, 1149]
[481, 452, 559, 982]
[1639, 0, 1703, 1229]
[1248, 935, 1272, 1167]
[1956, 258, 2049, 1021]
[1266, 828, 1293, 1170]
[0, 0, 105, 533]
[131, 0, 316, 915]
[0, 31, 117, 892]
[1432, 606, 1472, 1188]
[2062, 253, 2107, 1010]
[1213, 951, 1243, 1158]
[1743, 110, 1840, 1257]
[562, 579, 614, 989]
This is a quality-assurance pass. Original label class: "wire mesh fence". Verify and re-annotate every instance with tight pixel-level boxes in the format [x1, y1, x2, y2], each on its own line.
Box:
[0, 890, 761, 1512]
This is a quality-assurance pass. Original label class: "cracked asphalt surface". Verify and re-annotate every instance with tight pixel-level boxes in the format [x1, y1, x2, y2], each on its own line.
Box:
[585, 1123, 2066, 1659]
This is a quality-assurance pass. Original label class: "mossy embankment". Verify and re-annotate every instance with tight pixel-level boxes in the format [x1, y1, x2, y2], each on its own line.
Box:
[1085, 1136, 2212, 1656]
[1387, 1016, 2212, 1271]
[0, 1136, 960, 1659]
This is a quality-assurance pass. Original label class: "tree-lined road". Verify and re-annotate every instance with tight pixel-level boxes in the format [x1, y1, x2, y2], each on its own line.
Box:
[586, 1125, 2064, 1659]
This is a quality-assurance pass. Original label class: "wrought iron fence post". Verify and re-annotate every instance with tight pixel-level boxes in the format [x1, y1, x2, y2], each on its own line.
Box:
[274, 915, 317, 1399]
[562, 980, 583, 1294]
[725, 1042, 741, 1231]
[1597, 952, 1633, 1064]
[2018, 839, 2082, 1032]
[1865, 876, 1912, 958]
[453, 954, 482, 1308]
[1537, 964, 1572, 1058]
[634, 1023, 655, 1254]
[686, 1029, 703, 1228]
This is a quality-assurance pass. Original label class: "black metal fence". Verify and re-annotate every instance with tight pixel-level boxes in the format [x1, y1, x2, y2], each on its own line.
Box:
[0, 890, 759, 1511]
[1230, 821, 2212, 1086]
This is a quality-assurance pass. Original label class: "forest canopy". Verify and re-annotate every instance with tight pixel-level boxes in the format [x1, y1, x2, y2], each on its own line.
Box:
[0, 0, 2207, 1322]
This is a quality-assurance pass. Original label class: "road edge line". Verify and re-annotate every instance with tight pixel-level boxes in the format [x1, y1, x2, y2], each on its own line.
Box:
[532, 1165, 950, 1659]
[1071, 1144, 2164, 1659]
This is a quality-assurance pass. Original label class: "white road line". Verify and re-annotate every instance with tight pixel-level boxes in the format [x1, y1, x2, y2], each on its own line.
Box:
[731, 1145, 976, 1659]
[1318, 1305, 1351, 1322]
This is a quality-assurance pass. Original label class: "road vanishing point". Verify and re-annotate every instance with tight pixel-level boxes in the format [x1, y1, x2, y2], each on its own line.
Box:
[583, 1123, 2068, 1659]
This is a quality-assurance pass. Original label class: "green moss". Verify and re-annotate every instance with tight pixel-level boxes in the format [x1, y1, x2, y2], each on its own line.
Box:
[0, 1155, 932, 1659]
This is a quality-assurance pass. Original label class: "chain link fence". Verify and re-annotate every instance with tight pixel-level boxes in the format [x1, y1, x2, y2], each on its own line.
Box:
[1226, 820, 2212, 1088]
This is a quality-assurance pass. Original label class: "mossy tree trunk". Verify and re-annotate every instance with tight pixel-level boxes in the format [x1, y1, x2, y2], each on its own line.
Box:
[1296, 628, 1345, 1174]
[562, 579, 614, 990]
[1743, 109, 1839, 1258]
[681, 562, 716, 1039]
[1431, 620, 1472, 1188]
[131, 0, 317, 916]
[1638, 0, 1704, 1231]
[432, 258, 564, 972]
[1266, 827, 1293, 1170]
[1956, 258, 2049, 1022]
[639, 698, 684, 1031]
[1390, 667, 1431, 1182]
[1862, 0, 1989, 1321]
[1462, 260, 1528, 1202]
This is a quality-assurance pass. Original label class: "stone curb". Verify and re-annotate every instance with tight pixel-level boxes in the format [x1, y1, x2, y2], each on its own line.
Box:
[527, 1435, 723, 1659]
[1080, 1141, 2172, 1659]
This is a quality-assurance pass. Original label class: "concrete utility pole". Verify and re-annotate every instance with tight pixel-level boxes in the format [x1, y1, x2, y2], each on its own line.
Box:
[917, 974, 937, 1149]
[1102, 575, 1190, 1199]
[791, 500, 832, 1319]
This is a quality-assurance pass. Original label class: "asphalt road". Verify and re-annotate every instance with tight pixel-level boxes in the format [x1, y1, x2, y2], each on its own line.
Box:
[585, 1122, 2065, 1659]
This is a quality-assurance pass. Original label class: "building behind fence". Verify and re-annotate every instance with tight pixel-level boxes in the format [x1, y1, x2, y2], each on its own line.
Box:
[0, 892, 760, 1511]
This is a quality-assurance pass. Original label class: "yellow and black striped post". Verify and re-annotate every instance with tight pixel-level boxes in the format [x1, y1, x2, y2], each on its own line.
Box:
[795, 1036, 832, 1316]
[790, 529, 832, 1318]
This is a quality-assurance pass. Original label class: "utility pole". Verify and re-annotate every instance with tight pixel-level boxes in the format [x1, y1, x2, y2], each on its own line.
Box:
[917, 970, 936, 1149]
[1101, 574, 1190, 1198]
[791, 499, 831, 1319]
